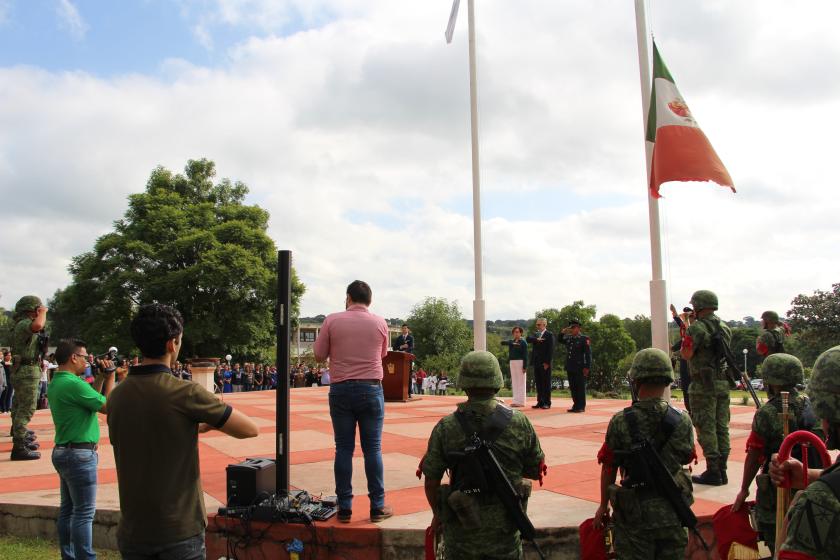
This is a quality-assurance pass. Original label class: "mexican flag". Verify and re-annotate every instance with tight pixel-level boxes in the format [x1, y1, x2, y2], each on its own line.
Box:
[646, 42, 734, 198]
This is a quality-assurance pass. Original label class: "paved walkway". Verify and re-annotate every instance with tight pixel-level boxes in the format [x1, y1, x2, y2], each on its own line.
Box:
[0, 388, 770, 532]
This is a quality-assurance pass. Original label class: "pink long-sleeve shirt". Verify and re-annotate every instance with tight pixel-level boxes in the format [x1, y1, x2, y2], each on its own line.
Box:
[313, 304, 388, 382]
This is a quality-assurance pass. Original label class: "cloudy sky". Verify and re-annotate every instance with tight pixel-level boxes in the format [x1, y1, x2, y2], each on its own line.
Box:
[1, 0, 838, 323]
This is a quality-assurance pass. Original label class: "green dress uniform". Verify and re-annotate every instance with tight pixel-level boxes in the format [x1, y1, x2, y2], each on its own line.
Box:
[686, 315, 732, 467]
[422, 397, 544, 560]
[10, 316, 42, 443]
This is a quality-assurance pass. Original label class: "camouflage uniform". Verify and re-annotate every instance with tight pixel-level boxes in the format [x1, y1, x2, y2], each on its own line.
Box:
[9, 296, 44, 452]
[600, 349, 695, 559]
[778, 346, 840, 560]
[685, 291, 731, 483]
[756, 311, 786, 358]
[748, 391, 818, 549]
[421, 351, 545, 560]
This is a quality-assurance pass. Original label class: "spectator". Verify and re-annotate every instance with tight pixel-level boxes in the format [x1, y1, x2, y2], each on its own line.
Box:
[320, 367, 331, 386]
[182, 363, 192, 382]
[107, 304, 259, 559]
[48, 338, 115, 560]
[313, 280, 392, 523]
[231, 363, 243, 392]
[0, 356, 6, 413]
[243, 364, 254, 392]
[427, 373, 438, 395]
[437, 374, 448, 395]
[0, 351, 11, 413]
[254, 365, 264, 391]
[222, 365, 233, 393]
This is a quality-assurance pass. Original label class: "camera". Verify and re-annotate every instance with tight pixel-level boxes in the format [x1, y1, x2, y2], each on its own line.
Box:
[36, 331, 50, 358]
[95, 346, 119, 373]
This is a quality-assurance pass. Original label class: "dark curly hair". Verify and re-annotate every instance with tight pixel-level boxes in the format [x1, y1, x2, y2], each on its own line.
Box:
[130, 304, 184, 359]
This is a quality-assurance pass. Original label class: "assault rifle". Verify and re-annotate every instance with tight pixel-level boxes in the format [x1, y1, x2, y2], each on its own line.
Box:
[467, 433, 546, 560]
[627, 375, 638, 403]
[624, 411, 709, 550]
[710, 325, 761, 409]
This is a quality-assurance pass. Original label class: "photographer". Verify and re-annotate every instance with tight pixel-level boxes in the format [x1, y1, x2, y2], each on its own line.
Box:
[47, 338, 115, 559]
[9, 295, 48, 461]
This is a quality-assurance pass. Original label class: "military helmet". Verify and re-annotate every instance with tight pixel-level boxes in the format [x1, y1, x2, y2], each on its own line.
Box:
[808, 345, 840, 425]
[761, 353, 803, 387]
[690, 290, 718, 311]
[458, 351, 503, 390]
[629, 348, 675, 383]
[14, 295, 42, 316]
[761, 310, 780, 323]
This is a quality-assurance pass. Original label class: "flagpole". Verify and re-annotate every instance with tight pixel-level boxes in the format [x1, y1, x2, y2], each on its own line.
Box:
[467, 0, 486, 351]
[633, 0, 669, 354]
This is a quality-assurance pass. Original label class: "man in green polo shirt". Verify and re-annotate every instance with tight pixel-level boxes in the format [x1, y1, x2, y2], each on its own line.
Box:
[48, 338, 115, 560]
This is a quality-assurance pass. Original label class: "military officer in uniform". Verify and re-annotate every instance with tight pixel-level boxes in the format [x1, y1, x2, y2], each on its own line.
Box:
[680, 290, 731, 486]
[770, 345, 840, 559]
[9, 295, 48, 460]
[756, 310, 787, 358]
[732, 353, 822, 553]
[559, 319, 592, 413]
[421, 351, 545, 559]
[594, 348, 695, 559]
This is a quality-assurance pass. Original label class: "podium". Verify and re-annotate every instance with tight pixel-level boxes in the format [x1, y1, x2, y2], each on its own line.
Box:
[382, 351, 414, 402]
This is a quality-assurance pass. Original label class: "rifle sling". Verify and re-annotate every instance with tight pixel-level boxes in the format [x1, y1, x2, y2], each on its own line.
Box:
[454, 403, 513, 445]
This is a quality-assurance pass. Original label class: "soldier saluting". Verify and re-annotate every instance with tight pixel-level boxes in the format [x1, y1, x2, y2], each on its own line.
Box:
[559, 319, 592, 413]
[9, 295, 48, 460]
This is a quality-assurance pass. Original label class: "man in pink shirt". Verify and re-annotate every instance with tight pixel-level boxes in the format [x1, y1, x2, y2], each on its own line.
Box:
[313, 280, 392, 523]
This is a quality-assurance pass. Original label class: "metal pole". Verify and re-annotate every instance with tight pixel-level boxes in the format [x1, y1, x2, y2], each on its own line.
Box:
[276, 250, 292, 495]
[467, 0, 486, 351]
[633, 0, 668, 353]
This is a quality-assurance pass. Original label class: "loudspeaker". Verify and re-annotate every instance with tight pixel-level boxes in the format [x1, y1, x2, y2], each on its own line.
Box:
[226, 458, 277, 506]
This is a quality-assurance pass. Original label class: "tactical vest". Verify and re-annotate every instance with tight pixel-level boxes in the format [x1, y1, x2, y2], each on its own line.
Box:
[765, 328, 786, 355]
[448, 405, 513, 504]
[620, 405, 683, 490]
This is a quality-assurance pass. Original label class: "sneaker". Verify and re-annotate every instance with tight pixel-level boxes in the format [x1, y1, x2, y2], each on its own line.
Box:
[370, 506, 393, 522]
[337, 509, 352, 523]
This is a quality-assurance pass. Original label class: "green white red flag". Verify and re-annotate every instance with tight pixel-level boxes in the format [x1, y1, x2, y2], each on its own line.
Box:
[646, 42, 734, 198]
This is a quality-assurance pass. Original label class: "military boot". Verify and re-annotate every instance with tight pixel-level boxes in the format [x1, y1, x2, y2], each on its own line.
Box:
[719, 453, 729, 485]
[10, 442, 41, 461]
[692, 457, 723, 486]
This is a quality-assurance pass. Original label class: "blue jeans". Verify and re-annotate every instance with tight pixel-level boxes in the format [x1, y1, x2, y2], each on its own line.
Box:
[118, 531, 205, 560]
[52, 447, 99, 560]
[328, 382, 385, 511]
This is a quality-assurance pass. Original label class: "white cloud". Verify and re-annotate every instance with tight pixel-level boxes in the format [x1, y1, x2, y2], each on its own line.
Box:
[1, 0, 840, 327]
[55, 0, 88, 40]
[0, 1, 11, 25]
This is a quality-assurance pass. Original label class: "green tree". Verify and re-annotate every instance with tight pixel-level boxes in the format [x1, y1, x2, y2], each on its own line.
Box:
[587, 314, 636, 392]
[531, 301, 597, 336]
[49, 159, 305, 360]
[406, 297, 472, 382]
[622, 314, 652, 351]
[486, 332, 511, 388]
[0, 305, 12, 348]
[788, 283, 840, 362]
[729, 327, 761, 375]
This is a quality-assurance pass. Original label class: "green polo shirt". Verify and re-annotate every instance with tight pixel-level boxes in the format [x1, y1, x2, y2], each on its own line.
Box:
[47, 370, 106, 444]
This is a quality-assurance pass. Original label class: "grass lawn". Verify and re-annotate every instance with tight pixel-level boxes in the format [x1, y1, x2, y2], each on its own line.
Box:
[0, 535, 120, 560]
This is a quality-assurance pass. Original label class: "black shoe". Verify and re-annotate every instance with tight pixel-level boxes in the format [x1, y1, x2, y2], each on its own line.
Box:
[540, 404, 550, 409]
[531, 404, 543, 409]
[25, 440, 40, 450]
[337, 509, 352, 523]
[691, 459, 723, 486]
[11, 447, 41, 461]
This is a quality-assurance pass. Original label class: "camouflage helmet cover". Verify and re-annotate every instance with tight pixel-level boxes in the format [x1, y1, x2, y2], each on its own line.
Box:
[458, 351, 503, 390]
[808, 345, 840, 425]
[629, 348, 675, 383]
[690, 290, 718, 311]
[761, 353, 803, 387]
[14, 295, 42, 316]
[761, 310, 780, 323]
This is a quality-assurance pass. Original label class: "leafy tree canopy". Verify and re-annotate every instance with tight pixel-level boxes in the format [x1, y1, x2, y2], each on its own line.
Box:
[406, 297, 472, 381]
[531, 301, 597, 336]
[622, 314, 652, 351]
[587, 314, 636, 392]
[788, 283, 840, 359]
[49, 159, 304, 360]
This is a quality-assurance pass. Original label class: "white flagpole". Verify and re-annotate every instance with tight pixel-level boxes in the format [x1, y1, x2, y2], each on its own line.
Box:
[446, 0, 486, 351]
[633, 0, 669, 354]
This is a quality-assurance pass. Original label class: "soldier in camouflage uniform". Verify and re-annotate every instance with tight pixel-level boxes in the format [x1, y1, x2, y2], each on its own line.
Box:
[9, 295, 48, 460]
[421, 351, 545, 560]
[756, 310, 787, 358]
[731, 353, 822, 553]
[770, 345, 840, 559]
[680, 289, 731, 486]
[594, 348, 695, 559]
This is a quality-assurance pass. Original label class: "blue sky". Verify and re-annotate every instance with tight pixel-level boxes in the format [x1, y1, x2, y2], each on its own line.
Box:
[0, 0, 312, 76]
